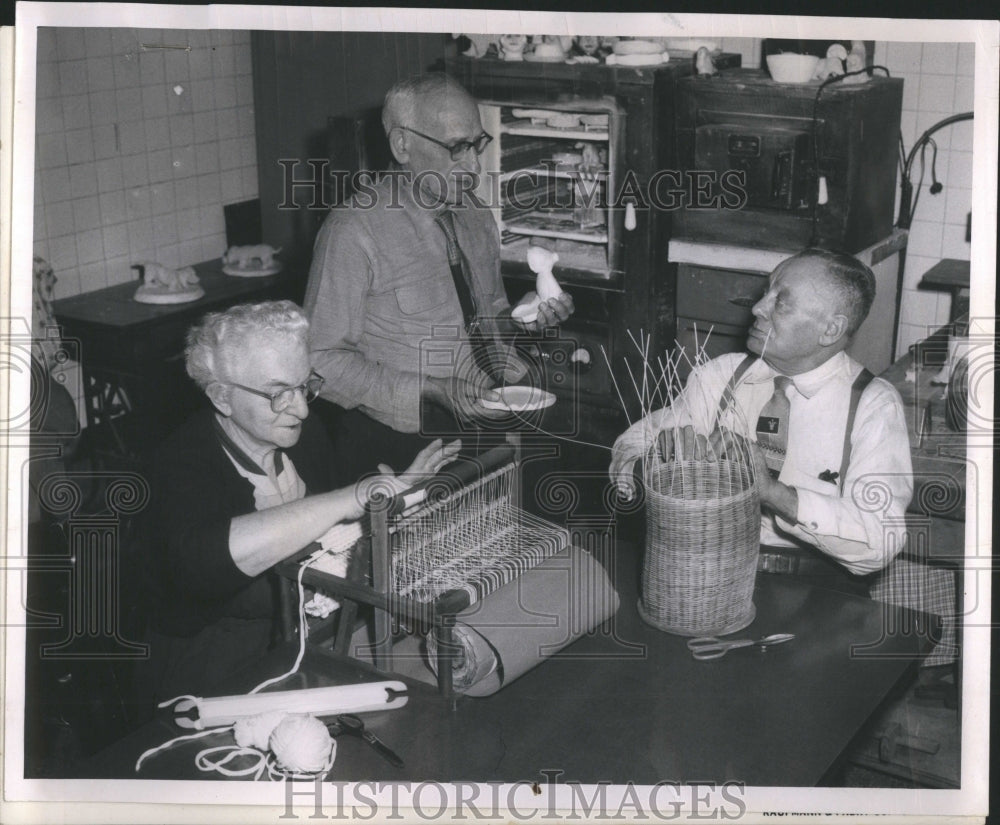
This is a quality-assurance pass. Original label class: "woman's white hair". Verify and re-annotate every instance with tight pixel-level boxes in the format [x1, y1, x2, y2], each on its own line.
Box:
[185, 300, 309, 390]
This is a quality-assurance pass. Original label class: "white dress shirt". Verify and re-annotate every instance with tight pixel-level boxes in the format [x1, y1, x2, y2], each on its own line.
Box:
[613, 351, 913, 574]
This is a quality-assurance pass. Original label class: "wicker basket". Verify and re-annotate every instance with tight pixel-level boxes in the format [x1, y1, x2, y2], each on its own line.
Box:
[638, 458, 760, 636]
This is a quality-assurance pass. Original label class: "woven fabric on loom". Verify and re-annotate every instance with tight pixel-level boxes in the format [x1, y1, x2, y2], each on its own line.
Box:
[389, 463, 569, 604]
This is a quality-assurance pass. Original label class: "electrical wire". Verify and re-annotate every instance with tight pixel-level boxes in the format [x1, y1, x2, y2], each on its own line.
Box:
[809, 65, 892, 246]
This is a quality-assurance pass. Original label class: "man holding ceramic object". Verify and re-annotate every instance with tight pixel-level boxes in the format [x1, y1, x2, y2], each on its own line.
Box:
[305, 73, 574, 474]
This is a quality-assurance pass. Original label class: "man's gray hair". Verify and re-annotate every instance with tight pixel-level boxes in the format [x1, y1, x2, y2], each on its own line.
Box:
[781, 248, 877, 336]
[382, 73, 470, 135]
[185, 300, 309, 390]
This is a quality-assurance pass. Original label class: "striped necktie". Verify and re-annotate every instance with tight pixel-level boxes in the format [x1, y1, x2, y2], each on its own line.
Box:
[434, 210, 494, 377]
[756, 375, 792, 478]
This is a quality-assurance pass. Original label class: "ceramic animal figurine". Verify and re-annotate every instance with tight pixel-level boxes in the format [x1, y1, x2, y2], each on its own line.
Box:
[223, 244, 281, 270]
[511, 246, 562, 324]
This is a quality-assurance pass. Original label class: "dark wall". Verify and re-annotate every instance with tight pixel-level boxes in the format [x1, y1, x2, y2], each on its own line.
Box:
[251, 31, 452, 294]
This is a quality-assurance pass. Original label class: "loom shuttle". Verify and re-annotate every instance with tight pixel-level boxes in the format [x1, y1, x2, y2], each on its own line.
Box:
[171, 681, 409, 729]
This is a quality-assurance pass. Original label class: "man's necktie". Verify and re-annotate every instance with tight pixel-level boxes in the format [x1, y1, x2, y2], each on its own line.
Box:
[756, 375, 792, 478]
[434, 210, 494, 377]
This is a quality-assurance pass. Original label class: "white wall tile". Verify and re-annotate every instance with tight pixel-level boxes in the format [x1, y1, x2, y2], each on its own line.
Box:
[906, 219, 942, 259]
[36, 28, 60, 63]
[917, 74, 955, 114]
[113, 53, 142, 88]
[920, 43, 958, 75]
[216, 108, 239, 140]
[946, 151, 973, 191]
[87, 56, 116, 92]
[69, 165, 98, 198]
[941, 222, 971, 260]
[66, 127, 96, 165]
[40, 167, 71, 203]
[94, 156, 125, 191]
[72, 196, 102, 231]
[901, 75, 920, 112]
[900, 253, 936, 290]
[953, 76, 974, 112]
[45, 201, 75, 238]
[31, 28, 254, 300]
[944, 186, 971, 226]
[956, 42, 974, 76]
[36, 133, 68, 169]
[78, 261, 108, 293]
[122, 155, 149, 189]
[144, 116, 172, 151]
[887, 41, 923, 75]
[89, 89, 117, 125]
[61, 96, 92, 130]
[99, 190, 127, 225]
[76, 228, 105, 264]
[169, 113, 195, 147]
[104, 223, 128, 261]
[142, 84, 169, 118]
[149, 182, 176, 216]
[167, 83, 195, 116]
[116, 87, 143, 121]
[55, 28, 87, 61]
[84, 27, 112, 56]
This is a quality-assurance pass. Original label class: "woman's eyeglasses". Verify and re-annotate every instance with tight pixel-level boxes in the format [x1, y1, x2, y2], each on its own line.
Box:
[400, 126, 493, 161]
[226, 370, 325, 413]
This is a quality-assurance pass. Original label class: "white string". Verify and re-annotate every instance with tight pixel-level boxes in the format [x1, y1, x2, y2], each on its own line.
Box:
[136, 547, 333, 776]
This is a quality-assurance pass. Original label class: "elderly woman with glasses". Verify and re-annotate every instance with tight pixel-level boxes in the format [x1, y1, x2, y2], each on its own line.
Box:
[136, 300, 458, 703]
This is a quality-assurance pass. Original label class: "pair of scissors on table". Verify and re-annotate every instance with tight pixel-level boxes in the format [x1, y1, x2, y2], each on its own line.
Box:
[326, 714, 405, 768]
[687, 633, 796, 661]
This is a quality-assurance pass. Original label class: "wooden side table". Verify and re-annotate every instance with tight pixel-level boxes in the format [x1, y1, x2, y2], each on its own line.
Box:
[52, 260, 293, 465]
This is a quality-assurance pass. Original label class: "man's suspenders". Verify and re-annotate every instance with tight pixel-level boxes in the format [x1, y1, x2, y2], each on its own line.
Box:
[716, 355, 874, 496]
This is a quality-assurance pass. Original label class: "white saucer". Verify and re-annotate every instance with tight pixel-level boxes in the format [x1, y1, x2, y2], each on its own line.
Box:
[478, 385, 556, 412]
[133, 285, 205, 304]
[223, 263, 282, 277]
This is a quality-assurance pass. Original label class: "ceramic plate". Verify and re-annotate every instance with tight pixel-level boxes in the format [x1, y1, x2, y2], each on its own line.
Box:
[223, 263, 282, 277]
[478, 385, 557, 412]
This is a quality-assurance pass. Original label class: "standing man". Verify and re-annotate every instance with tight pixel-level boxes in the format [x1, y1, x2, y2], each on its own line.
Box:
[304, 73, 574, 476]
[609, 249, 913, 588]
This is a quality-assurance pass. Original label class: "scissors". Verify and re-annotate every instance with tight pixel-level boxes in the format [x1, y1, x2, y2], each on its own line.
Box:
[327, 714, 405, 768]
[687, 633, 795, 661]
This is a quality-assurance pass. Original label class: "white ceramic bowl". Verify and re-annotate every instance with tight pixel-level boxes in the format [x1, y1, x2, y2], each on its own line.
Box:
[766, 53, 820, 83]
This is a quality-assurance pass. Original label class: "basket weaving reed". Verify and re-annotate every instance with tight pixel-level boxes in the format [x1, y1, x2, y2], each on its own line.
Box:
[638, 457, 761, 636]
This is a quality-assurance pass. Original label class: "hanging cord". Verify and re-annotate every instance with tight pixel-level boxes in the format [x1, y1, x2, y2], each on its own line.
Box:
[897, 111, 973, 229]
[809, 65, 892, 246]
[135, 553, 325, 776]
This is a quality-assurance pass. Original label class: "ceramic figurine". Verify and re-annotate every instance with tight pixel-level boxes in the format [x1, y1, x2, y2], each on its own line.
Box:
[499, 34, 527, 61]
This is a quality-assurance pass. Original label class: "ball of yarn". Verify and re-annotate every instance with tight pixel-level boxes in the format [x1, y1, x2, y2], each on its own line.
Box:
[269, 714, 334, 774]
[233, 710, 288, 750]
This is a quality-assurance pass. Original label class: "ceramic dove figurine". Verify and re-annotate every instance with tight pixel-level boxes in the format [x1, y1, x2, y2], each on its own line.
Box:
[511, 246, 562, 324]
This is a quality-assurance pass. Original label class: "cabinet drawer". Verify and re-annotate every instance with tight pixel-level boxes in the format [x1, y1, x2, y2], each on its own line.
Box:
[676, 265, 768, 328]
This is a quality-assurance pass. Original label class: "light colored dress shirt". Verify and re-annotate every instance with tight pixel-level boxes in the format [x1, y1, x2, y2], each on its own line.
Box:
[304, 174, 511, 433]
[612, 351, 914, 575]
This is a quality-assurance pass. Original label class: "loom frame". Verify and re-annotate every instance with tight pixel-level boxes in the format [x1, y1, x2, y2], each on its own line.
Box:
[277, 439, 523, 700]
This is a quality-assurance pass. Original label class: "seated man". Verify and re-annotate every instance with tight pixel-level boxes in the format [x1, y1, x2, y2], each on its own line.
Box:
[136, 300, 459, 703]
[610, 248, 913, 587]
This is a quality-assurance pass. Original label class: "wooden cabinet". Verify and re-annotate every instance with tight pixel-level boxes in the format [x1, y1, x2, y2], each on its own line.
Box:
[448, 54, 740, 439]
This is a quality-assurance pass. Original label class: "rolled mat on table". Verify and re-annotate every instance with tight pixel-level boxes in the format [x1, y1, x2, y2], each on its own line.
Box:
[351, 545, 619, 696]
[427, 544, 620, 696]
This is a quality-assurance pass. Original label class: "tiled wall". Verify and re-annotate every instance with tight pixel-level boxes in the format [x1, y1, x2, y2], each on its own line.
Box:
[874, 41, 975, 352]
[32, 27, 258, 298]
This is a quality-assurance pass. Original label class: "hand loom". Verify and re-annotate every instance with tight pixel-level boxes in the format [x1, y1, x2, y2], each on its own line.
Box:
[278, 441, 619, 698]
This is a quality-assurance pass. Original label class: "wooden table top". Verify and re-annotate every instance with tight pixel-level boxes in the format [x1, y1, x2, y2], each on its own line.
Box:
[51, 260, 287, 331]
[79, 544, 931, 787]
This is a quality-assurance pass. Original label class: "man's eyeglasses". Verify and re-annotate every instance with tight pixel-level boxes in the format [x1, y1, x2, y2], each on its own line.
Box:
[400, 126, 493, 161]
[225, 370, 325, 413]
